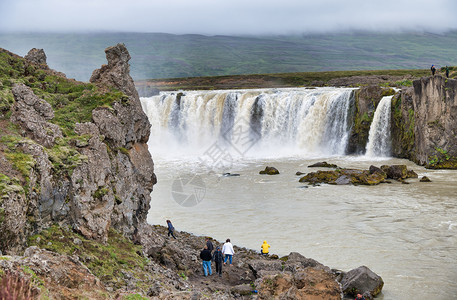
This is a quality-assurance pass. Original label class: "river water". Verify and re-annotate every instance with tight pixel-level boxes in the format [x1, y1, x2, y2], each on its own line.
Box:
[141, 88, 457, 299]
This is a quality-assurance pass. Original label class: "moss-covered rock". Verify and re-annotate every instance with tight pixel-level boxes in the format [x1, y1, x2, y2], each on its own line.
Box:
[259, 166, 280, 175]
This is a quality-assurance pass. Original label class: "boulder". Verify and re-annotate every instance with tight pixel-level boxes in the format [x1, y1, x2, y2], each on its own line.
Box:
[256, 268, 341, 300]
[308, 161, 338, 168]
[341, 265, 384, 298]
[420, 176, 432, 182]
[24, 48, 47, 65]
[407, 169, 418, 178]
[295, 171, 305, 175]
[259, 166, 280, 175]
[230, 283, 253, 296]
[368, 165, 386, 177]
[380, 165, 408, 180]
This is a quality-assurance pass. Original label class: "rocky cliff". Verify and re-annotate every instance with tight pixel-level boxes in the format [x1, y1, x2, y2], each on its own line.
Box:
[391, 75, 457, 168]
[0, 44, 156, 253]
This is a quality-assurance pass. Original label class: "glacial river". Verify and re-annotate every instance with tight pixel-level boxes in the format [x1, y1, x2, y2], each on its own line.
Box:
[146, 155, 457, 300]
[141, 88, 457, 299]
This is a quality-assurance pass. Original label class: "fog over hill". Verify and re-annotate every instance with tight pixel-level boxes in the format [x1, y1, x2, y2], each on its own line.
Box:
[1, 31, 456, 81]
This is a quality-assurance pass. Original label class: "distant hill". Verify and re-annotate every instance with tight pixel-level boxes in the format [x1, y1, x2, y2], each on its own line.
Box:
[0, 31, 456, 81]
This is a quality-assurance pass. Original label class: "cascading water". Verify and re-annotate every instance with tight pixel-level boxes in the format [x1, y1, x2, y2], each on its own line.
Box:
[365, 95, 393, 157]
[140, 87, 354, 161]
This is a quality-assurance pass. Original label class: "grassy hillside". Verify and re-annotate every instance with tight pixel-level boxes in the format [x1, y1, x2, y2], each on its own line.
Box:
[1, 31, 456, 81]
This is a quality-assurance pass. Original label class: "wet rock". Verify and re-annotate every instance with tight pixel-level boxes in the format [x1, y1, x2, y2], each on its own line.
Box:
[407, 169, 418, 178]
[420, 176, 432, 182]
[296, 171, 305, 175]
[341, 265, 384, 298]
[222, 173, 240, 177]
[259, 166, 280, 175]
[335, 175, 351, 185]
[369, 165, 386, 177]
[308, 161, 338, 168]
[24, 48, 47, 65]
[380, 164, 408, 180]
[11, 83, 63, 147]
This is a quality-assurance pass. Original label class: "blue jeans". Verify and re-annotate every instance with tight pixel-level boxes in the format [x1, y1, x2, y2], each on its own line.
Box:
[224, 254, 233, 264]
[202, 260, 212, 276]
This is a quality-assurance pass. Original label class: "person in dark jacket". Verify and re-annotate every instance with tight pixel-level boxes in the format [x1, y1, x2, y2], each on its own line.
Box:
[166, 220, 176, 239]
[200, 246, 212, 276]
[431, 65, 436, 76]
[446, 66, 450, 78]
[206, 238, 214, 253]
[355, 294, 366, 300]
[212, 246, 223, 277]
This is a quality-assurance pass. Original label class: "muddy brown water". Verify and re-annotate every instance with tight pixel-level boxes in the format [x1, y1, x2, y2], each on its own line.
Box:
[147, 156, 457, 299]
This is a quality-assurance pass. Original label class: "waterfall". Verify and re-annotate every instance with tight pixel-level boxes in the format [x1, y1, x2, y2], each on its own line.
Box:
[140, 87, 354, 161]
[365, 96, 393, 157]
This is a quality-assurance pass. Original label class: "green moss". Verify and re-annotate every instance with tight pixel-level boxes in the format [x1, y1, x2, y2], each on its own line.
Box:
[427, 147, 457, 169]
[123, 294, 148, 300]
[118, 147, 129, 156]
[27, 225, 150, 291]
[46, 144, 87, 177]
[93, 187, 109, 199]
[0, 173, 24, 198]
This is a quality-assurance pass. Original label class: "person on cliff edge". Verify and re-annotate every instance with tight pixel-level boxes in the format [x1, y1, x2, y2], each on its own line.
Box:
[200, 245, 212, 276]
[446, 66, 450, 78]
[431, 65, 436, 76]
[212, 246, 224, 277]
[260, 240, 270, 255]
[222, 238, 235, 266]
[166, 220, 176, 239]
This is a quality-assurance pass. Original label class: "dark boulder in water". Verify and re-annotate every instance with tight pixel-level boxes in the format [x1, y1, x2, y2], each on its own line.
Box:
[340, 265, 384, 299]
[380, 164, 408, 180]
[308, 161, 338, 168]
[259, 166, 279, 175]
[420, 176, 432, 182]
[223, 173, 240, 177]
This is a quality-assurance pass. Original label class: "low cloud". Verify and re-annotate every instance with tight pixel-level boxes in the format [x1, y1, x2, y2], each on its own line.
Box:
[1, 0, 457, 34]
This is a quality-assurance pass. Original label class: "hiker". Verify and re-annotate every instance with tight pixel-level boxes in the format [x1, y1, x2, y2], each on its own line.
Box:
[222, 238, 235, 266]
[355, 294, 366, 300]
[200, 245, 212, 276]
[260, 240, 270, 255]
[166, 220, 176, 239]
[431, 65, 436, 76]
[206, 238, 214, 253]
[212, 246, 224, 277]
[446, 66, 450, 78]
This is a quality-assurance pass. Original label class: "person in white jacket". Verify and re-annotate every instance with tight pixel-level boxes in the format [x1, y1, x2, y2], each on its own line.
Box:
[222, 238, 235, 266]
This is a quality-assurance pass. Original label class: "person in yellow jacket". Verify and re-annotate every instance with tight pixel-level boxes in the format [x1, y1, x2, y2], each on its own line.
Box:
[261, 240, 270, 255]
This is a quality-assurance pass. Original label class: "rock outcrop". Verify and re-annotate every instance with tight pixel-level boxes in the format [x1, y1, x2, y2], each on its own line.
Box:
[24, 48, 47, 66]
[1, 44, 156, 252]
[341, 265, 384, 299]
[259, 166, 280, 175]
[392, 76, 457, 168]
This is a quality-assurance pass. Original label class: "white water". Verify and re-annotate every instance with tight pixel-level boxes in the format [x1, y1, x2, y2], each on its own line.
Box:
[141, 87, 354, 163]
[366, 96, 393, 157]
[141, 88, 457, 300]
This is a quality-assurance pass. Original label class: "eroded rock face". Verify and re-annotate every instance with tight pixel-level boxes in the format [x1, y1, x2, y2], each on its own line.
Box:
[392, 76, 457, 168]
[11, 84, 63, 148]
[25, 48, 47, 65]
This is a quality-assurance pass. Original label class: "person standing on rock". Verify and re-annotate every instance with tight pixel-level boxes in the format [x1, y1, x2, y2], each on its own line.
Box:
[431, 65, 436, 76]
[260, 240, 270, 255]
[222, 238, 235, 266]
[446, 66, 450, 78]
[200, 245, 212, 277]
[212, 246, 224, 277]
[206, 238, 214, 253]
[166, 220, 176, 239]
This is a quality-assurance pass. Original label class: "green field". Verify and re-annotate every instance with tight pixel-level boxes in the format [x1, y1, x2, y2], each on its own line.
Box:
[0, 31, 456, 81]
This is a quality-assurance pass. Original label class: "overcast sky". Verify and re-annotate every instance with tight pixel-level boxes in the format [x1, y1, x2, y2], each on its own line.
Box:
[1, 0, 457, 35]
